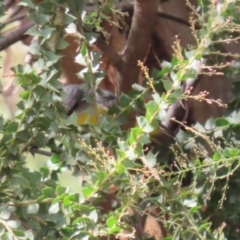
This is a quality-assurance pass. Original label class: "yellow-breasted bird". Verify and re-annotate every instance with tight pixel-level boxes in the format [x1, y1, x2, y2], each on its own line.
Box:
[63, 84, 116, 125]
[63, 84, 174, 143]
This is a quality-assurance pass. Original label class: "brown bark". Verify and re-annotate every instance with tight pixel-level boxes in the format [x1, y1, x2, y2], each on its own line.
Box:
[3, 0, 16, 8]
[0, 21, 33, 51]
[120, 0, 159, 93]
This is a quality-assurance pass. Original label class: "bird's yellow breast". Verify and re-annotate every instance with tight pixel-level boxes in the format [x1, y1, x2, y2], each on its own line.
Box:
[77, 112, 98, 125]
[77, 105, 108, 126]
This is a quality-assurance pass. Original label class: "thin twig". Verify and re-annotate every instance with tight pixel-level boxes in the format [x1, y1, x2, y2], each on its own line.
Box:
[30, 148, 52, 157]
[0, 219, 19, 240]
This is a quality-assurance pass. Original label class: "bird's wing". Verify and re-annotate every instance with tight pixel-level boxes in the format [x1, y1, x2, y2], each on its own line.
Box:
[63, 84, 89, 116]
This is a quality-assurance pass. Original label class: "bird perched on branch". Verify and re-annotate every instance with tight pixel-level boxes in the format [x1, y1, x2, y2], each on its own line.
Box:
[63, 84, 116, 125]
[62, 84, 174, 143]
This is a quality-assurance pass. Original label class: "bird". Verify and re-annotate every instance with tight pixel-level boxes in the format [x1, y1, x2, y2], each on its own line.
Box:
[62, 84, 174, 144]
[63, 84, 116, 125]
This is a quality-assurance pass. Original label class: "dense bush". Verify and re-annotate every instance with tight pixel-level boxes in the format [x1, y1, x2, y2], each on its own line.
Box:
[1, 0, 240, 239]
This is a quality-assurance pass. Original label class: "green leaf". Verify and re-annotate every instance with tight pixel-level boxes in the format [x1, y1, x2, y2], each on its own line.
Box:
[92, 171, 108, 184]
[10, 175, 30, 188]
[12, 230, 25, 237]
[116, 164, 126, 174]
[199, 222, 211, 232]
[145, 100, 158, 121]
[106, 216, 117, 228]
[34, 117, 51, 130]
[33, 85, 44, 101]
[81, 41, 87, 57]
[64, 14, 77, 25]
[6, 206, 16, 213]
[0, 210, 10, 220]
[40, 166, 50, 178]
[66, 22, 77, 34]
[89, 209, 98, 223]
[41, 187, 55, 198]
[51, 154, 62, 164]
[162, 80, 172, 91]
[229, 148, 239, 157]
[67, 0, 86, 12]
[27, 203, 39, 214]
[43, 106, 56, 120]
[7, 220, 21, 229]
[68, 194, 78, 202]
[119, 93, 132, 107]
[146, 151, 157, 168]
[41, 27, 55, 40]
[189, 206, 200, 214]
[26, 27, 42, 38]
[35, 13, 51, 25]
[109, 226, 121, 234]
[20, 90, 30, 100]
[85, 32, 98, 45]
[72, 217, 91, 226]
[49, 202, 60, 214]
[158, 109, 166, 121]
[136, 116, 153, 133]
[108, 104, 121, 115]
[185, 49, 195, 59]
[46, 159, 59, 171]
[161, 60, 172, 69]
[75, 52, 87, 66]
[128, 127, 142, 145]
[194, 159, 201, 166]
[56, 39, 69, 50]
[132, 83, 145, 92]
[53, 193, 68, 204]
[76, 152, 88, 165]
[171, 56, 179, 66]
[56, 186, 67, 195]
[183, 198, 197, 208]
[223, 148, 233, 158]
[63, 196, 71, 207]
[6, 122, 18, 133]
[215, 118, 229, 127]
[213, 152, 221, 161]
[1, 233, 13, 240]
[82, 186, 94, 198]
[45, 51, 61, 66]
[79, 193, 85, 204]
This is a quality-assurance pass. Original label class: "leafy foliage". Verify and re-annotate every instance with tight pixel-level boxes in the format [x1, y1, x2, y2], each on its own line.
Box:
[1, 0, 240, 240]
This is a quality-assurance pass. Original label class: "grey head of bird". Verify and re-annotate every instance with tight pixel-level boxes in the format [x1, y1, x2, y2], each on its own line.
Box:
[62, 84, 116, 116]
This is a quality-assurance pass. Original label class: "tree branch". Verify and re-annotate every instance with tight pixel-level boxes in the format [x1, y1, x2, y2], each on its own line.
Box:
[95, 38, 122, 69]
[0, 1, 192, 52]
[3, 0, 16, 8]
[161, 76, 202, 135]
[30, 148, 52, 157]
[1, 6, 27, 26]
[0, 21, 34, 51]
[120, 0, 159, 93]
